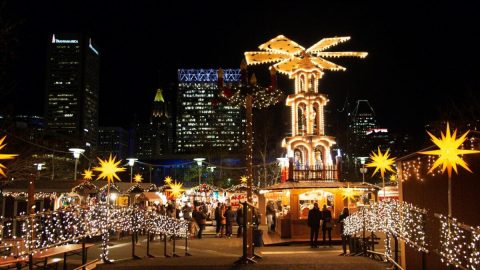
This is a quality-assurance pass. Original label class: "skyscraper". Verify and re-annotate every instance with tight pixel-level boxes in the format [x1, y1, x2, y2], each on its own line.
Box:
[97, 127, 129, 160]
[348, 100, 377, 158]
[44, 33, 99, 154]
[133, 88, 172, 160]
[175, 69, 244, 154]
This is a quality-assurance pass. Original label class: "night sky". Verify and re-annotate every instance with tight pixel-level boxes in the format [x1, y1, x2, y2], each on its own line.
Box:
[4, 1, 480, 138]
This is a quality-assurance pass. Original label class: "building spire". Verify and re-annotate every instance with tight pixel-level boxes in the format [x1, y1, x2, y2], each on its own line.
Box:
[154, 88, 165, 103]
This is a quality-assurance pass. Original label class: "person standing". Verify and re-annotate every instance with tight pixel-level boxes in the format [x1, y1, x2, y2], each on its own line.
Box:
[225, 206, 235, 238]
[214, 203, 222, 237]
[219, 204, 227, 237]
[321, 204, 333, 246]
[236, 204, 244, 237]
[307, 203, 322, 248]
[339, 207, 350, 255]
[266, 201, 275, 233]
[193, 206, 207, 239]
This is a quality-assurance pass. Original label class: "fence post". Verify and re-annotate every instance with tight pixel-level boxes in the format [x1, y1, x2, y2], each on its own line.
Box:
[163, 234, 170, 258]
[394, 236, 399, 270]
[185, 231, 191, 256]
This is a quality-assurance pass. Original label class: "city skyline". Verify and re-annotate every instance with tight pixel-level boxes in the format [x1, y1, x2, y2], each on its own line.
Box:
[2, 1, 480, 140]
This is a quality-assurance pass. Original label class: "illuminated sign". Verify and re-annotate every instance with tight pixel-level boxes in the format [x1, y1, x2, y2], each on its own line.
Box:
[366, 128, 388, 135]
[51, 34, 78, 44]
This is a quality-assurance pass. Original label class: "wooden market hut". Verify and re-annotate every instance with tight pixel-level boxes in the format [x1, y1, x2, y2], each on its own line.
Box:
[225, 183, 259, 211]
[260, 180, 377, 241]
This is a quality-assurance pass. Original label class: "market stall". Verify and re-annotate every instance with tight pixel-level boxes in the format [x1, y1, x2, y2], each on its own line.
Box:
[225, 183, 259, 211]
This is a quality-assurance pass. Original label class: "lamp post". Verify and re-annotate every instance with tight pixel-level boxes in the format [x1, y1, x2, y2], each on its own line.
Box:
[193, 158, 205, 185]
[207, 166, 216, 185]
[359, 157, 368, 184]
[69, 148, 85, 181]
[126, 158, 138, 183]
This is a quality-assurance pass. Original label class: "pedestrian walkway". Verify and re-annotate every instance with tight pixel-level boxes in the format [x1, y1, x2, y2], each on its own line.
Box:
[94, 236, 387, 270]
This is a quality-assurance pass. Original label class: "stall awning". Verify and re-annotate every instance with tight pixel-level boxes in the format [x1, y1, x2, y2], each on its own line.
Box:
[137, 192, 162, 202]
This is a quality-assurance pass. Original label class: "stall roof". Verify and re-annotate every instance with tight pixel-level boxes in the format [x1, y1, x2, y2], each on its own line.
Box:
[3, 179, 83, 193]
[86, 182, 158, 194]
[262, 181, 379, 191]
[136, 192, 163, 202]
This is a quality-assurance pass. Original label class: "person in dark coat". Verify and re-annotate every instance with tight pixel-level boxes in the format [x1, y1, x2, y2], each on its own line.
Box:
[338, 207, 350, 255]
[193, 206, 207, 239]
[307, 203, 322, 248]
[224, 206, 235, 237]
[321, 204, 333, 246]
[214, 203, 222, 237]
[236, 204, 244, 237]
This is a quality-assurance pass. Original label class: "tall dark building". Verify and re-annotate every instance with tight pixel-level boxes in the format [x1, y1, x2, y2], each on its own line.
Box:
[97, 127, 129, 160]
[348, 100, 377, 158]
[44, 34, 99, 155]
[175, 69, 244, 154]
[151, 89, 171, 156]
[133, 89, 172, 160]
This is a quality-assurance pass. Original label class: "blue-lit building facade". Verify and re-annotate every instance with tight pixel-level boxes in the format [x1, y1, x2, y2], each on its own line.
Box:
[44, 33, 99, 154]
[175, 69, 245, 154]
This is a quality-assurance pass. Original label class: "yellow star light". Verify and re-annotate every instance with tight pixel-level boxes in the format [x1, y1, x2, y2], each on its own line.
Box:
[134, 173, 143, 183]
[0, 136, 18, 177]
[341, 185, 355, 201]
[240, 175, 248, 184]
[389, 174, 398, 182]
[366, 148, 396, 178]
[419, 122, 480, 177]
[164, 176, 173, 184]
[93, 155, 126, 184]
[82, 169, 94, 181]
[168, 180, 184, 198]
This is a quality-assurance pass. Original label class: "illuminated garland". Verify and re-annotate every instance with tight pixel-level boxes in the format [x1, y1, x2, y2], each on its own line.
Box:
[4, 205, 189, 261]
[221, 83, 284, 109]
[344, 200, 428, 257]
[437, 214, 480, 269]
[2, 192, 57, 199]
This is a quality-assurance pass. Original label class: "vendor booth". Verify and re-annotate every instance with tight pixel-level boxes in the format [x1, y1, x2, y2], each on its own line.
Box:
[260, 181, 377, 240]
[225, 183, 259, 211]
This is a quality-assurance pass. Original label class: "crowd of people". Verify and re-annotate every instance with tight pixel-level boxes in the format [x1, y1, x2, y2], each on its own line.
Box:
[147, 201, 256, 240]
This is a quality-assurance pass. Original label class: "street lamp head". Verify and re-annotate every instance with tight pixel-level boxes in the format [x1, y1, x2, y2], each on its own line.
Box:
[207, 166, 216, 172]
[126, 158, 138, 167]
[193, 157, 205, 166]
[69, 148, 85, 159]
[34, 163, 45, 171]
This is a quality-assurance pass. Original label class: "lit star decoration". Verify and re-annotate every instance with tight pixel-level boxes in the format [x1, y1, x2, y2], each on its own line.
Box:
[168, 181, 184, 198]
[164, 176, 173, 185]
[82, 169, 94, 181]
[0, 135, 18, 177]
[341, 185, 355, 201]
[93, 155, 126, 184]
[366, 148, 396, 178]
[419, 122, 480, 177]
[240, 175, 248, 184]
[134, 173, 143, 183]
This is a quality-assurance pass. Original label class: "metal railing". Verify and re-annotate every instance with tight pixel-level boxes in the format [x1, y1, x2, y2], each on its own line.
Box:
[292, 165, 338, 181]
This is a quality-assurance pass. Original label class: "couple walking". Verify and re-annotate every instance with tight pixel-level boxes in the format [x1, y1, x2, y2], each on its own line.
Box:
[307, 203, 333, 248]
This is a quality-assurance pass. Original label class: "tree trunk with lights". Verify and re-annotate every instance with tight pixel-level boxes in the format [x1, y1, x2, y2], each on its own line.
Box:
[245, 94, 254, 257]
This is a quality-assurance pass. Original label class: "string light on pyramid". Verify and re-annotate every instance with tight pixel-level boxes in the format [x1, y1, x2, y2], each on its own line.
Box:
[0, 135, 18, 177]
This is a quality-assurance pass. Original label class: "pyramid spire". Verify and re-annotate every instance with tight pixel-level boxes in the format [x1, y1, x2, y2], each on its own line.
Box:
[154, 88, 165, 103]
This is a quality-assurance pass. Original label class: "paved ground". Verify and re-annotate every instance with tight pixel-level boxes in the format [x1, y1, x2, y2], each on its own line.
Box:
[40, 225, 388, 270]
